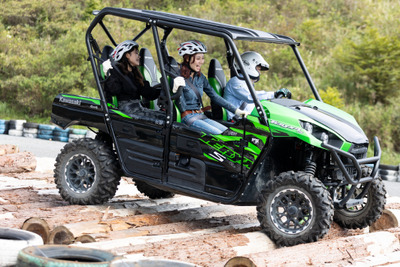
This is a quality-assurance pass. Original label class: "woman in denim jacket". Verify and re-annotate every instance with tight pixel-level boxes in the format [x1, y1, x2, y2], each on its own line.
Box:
[174, 40, 247, 134]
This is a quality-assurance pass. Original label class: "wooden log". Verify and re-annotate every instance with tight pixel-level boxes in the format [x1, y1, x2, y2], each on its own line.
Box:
[48, 226, 75, 245]
[0, 152, 36, 173]
[370, 209, 400, 232]
[225, 256, 257, 267]
[0, 144, 19, 156]
[47, 213, 169, 244]
[74, 235, 97, 244]
[21, 217, 50, 244]
[48, 221, 111, 244]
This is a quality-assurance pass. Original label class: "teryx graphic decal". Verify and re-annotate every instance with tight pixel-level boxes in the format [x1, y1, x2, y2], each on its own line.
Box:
[199, 132, 254, 170]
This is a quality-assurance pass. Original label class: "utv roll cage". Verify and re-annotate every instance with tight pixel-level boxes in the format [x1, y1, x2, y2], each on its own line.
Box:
[86, 7, 321, 127]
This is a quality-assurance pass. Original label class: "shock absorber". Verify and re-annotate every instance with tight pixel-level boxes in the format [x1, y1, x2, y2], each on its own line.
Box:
[305, 150, 317, 176]
[305, 161, 317, 176]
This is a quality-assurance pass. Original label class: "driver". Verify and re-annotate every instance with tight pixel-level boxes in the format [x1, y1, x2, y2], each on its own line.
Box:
[223, 51, 292, 120]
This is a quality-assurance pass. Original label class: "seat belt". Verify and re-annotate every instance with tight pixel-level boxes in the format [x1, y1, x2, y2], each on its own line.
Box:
[185, 78, 211, 112]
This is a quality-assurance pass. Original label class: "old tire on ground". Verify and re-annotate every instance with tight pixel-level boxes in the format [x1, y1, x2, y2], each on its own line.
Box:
[135, 180, 175, 199]
[257, 171, 334, 247]
[54, 138, 121, 205]
[333, 176, 386, 229]
[16, 245, 117, 267]
[0, 227, 43, 266]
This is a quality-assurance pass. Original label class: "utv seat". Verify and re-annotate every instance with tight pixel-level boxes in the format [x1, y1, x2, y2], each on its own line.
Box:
[139, 48, 162, 110]
[100, 45, 119, 108]
[163, 56, 183, 122]
[208, 58, 228, 121]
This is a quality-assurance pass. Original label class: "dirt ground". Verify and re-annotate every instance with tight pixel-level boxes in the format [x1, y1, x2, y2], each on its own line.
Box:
[1, 170, 399, 267]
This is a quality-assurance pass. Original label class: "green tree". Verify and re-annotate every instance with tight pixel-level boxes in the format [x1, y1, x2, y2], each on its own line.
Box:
[335, 27, 400, 104]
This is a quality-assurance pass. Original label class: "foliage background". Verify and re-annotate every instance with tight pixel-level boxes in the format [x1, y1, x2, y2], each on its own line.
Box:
[0, 0, 399, 164]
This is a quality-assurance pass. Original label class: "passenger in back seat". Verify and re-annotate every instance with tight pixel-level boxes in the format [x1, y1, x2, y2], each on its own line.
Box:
[224, 51, 292, 121]
[174, 40, 248, 135]
[105, 40, 159, 115]
[105, 40, 182, 120]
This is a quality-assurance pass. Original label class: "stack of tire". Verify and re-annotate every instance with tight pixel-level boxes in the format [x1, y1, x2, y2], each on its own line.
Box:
[0, 120, 9, 134]
[37, 124, 55, 140]
[53, 127, 70, 142]
[22, 122, 40, 138]
[68, 128, 87, 142]
[8, 120, 26, 137]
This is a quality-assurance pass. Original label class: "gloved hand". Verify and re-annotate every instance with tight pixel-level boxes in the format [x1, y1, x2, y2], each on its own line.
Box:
[173, 76, 185, 93]
[102, 59, 113, 76]
[274, 88, 292, 99]
[235, 109, 249, 118]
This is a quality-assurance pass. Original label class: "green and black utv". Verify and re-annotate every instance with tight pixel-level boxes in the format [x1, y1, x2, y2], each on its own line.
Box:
[51, 7, 386, 247]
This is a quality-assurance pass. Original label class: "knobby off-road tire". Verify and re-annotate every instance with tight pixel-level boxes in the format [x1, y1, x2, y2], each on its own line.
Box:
[333, 176, 386, 229]
[17, 245, 117, 267]
[257, 171, 334, 247]
[54, 138, 121, 205]
[135, 180, 175, 199]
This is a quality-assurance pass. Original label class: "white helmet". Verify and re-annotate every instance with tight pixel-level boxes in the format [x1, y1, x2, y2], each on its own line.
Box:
[234, 51, 269, 79]
[177, 40, 207, 57]
[110, 40, 139, 62]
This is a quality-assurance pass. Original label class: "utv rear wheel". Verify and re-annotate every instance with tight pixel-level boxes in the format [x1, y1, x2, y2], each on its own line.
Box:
[333, 176, 386, 229]
[54, 138, 121, 205]
[135, 180, 174, 199]
[257, 171, 334, 247]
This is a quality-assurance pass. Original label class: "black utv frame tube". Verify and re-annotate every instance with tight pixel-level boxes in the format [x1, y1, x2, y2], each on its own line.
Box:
[291, 45, 322, 102]
[133, 23, 152, 42]
[225, 39, 269, 126]
[99, 20, 117, 47]
[151, 22, 174, 181]
[323, 136, 381, 208]
[85, 11, 127, 171]
[322, 136, 381, 186]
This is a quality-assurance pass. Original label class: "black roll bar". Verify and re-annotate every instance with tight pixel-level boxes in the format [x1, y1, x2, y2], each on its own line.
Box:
[291, 45, 322, 102]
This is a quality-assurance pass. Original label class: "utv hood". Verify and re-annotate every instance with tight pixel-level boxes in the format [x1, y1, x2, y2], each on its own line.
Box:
[266, 99, 368, 144]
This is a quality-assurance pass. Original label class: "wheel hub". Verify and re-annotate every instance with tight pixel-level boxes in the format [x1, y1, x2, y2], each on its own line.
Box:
[78, 168, 88, 178]
[270, 188, 313, 235]
[65, 154, 97, 193]
[287, 206, 298, 216]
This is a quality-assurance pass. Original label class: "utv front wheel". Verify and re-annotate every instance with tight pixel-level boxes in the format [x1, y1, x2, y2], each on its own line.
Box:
[54, 138, 121, 205]
[135, 180, 174, 199]
[333, 176, 386, 229]
[257, 171, 334, 247]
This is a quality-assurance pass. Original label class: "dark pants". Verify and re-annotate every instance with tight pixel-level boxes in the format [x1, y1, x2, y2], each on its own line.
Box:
[119, 100, 166, 125]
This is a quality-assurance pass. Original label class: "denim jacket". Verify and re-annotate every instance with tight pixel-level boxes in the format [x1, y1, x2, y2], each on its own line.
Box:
[224, 76, 274, 120]
[176, 73, 237, 114]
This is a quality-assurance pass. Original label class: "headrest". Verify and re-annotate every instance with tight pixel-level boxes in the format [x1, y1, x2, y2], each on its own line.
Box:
[101, 45, 114, 61]
[208, 59, 226, 88]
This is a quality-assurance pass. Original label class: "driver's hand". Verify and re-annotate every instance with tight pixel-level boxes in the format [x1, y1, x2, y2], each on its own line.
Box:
[102, 59, 113, 76]
[172, 76, 185, 93]
[235, 109, 249, 118]
[274, 88, 292, 99]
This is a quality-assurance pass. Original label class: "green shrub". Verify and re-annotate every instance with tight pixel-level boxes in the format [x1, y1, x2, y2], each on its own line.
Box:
[334, 27, 400, 104]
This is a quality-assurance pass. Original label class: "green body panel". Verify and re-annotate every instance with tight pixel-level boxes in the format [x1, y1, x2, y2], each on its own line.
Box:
[304, 99, 358, 125]
[252, 99, 354, 152]
[61, 94, 101, 105]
